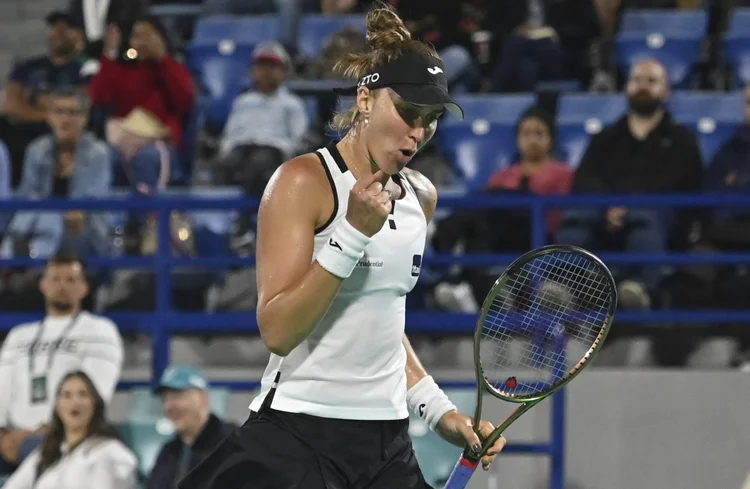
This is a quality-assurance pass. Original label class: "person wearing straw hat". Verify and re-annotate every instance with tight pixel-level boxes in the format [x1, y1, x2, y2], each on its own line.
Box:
[108, 107, 173, 196]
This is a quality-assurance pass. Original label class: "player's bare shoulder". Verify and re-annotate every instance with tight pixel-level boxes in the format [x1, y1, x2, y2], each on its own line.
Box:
[260, 152, 332, 225]
[402, 167, 438, 222]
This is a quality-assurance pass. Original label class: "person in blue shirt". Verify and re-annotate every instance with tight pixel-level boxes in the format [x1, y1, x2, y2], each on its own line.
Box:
[0, 10, 97, 188]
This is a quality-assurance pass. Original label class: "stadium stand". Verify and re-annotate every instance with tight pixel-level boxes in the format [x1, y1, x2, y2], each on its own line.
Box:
[1, 2, 750, 489]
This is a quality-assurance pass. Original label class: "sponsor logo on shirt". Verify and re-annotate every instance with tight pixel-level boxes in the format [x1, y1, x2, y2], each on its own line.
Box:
[357, 259, 384, 268]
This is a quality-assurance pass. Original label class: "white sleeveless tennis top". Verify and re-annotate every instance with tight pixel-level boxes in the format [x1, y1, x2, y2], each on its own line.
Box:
[249, 144, 428, 420]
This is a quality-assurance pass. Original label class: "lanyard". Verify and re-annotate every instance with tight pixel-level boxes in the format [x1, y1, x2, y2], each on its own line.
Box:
[28, 313, 81, 375]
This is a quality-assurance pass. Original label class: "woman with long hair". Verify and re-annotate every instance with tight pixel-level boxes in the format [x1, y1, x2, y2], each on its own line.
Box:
[178, 5, 505, 489]
[3, 371, 136, 489]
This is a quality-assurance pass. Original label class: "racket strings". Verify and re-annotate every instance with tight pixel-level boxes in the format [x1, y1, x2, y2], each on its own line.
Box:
[480, 251, 612, 398]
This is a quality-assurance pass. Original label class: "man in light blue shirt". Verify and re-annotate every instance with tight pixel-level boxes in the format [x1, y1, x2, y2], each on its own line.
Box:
[219, 41, 309, 161]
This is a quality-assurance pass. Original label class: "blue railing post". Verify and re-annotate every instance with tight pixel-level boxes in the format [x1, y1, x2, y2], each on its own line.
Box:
[152, 206, 173, 384]
[531, 200, 566, 489]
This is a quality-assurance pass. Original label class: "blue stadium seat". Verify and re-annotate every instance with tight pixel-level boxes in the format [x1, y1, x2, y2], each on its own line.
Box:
[297, 14, 366, 59]
[619, 9, 708, 36]
[723, 9, 750, 86]
[438, 94, 536, 188]
[556, 94, 627, 167]
[669, 91, 744, 163]
[192, 15, 280, 45]
[615, 34, 703, 88]
[186, 43, 253, 130]
[303, 96, 318, 124]
[445, 94, 537, 126]
[615, 9, 707, 88]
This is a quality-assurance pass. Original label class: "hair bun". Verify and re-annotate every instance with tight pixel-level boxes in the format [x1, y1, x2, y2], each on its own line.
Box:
[365, 6, 411, 51]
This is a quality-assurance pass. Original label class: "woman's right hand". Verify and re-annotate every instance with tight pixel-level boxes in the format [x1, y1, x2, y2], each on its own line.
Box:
[346, 170, 392, 237]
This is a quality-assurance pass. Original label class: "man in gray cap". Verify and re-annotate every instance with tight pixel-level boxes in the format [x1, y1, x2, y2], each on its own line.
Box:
[147, 365, 234, 489]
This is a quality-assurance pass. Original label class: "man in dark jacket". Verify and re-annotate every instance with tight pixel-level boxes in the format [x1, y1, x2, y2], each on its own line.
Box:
[556, 59, 703, 309]
[148, 365, 234, 489]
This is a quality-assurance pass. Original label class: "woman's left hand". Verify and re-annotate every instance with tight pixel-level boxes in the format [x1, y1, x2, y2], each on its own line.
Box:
[436, 411, 507, 471]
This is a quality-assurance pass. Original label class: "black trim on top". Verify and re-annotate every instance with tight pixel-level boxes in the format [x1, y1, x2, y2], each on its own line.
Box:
[326, 142, 349, 173]
[314, 150, 339, 235]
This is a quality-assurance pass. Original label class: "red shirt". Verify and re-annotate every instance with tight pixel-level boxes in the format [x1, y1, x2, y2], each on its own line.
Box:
[486, 160, 574, 234]
[89, 55, 195, 147]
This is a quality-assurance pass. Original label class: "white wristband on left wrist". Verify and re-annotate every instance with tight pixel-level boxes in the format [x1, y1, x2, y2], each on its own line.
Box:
[406, 375, 457, 431]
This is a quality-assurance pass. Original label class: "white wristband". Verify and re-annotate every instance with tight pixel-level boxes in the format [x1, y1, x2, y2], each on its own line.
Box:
[316, 219, 372, 279]
[407, 375, 457, 431]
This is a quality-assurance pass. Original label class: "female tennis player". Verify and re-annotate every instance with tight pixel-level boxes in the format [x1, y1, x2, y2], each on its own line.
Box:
[179, 6, 506, 489]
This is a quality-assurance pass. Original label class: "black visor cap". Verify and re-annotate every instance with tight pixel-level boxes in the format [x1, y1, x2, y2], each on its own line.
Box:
[333, 51, 464, 120]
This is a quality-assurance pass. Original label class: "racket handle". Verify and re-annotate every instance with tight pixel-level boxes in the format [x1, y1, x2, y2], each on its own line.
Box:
[443, 455, 480, 489]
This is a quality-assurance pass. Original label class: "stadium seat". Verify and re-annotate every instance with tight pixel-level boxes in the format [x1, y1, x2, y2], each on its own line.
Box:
[186, 43, 254, 130]
[117, 420, 174, 478]
[127, 387, 230, 423]
[619, 9, 708, 37]
[723, 8, 750, 86]
[409, 387, 476, 488]
[437, 94, 535, 189]
[297, 14, 366, 59]
[669, 91, 744, 163]
[445, 94, 537, 126]
[615, 34, 703, 88]
[192, 15, 280, 45]
[556, 94, 627, 167]
[615, 9, 707, 88]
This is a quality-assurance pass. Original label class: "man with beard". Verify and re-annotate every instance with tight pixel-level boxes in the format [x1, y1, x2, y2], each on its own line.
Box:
[1, 10, 97, 188]
[0, 252, 123, 473]
[556, 58, 703, 310]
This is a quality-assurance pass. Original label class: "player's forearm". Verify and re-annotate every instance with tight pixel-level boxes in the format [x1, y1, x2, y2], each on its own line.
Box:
[257, 264, 344, 357]
[403, 335, 429, 389]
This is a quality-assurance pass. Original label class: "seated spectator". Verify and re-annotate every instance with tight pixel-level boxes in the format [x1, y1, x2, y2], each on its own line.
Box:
[216, 42, 309, 196]
[387, 0, 480, 92]
[556, 59, 703, 309]
[147, 366, 234, 489]
[0, 10, 95, 188]
[0, 87, 112, 261]
[483, 0, 601, 92]
[89, 16, 194, 184]
[3, 371, 136, 489]
[432, 107, 573, 311]
[0, 253, 124, 471]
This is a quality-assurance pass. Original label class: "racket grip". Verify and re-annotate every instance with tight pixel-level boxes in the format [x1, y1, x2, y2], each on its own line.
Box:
[443, 455, 479, 489]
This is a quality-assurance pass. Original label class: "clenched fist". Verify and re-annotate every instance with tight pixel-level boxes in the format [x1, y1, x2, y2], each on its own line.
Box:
[346, 170, 392, 237]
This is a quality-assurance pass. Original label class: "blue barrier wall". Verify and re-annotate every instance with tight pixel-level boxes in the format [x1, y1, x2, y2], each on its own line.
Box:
[1, 193, 749, 489]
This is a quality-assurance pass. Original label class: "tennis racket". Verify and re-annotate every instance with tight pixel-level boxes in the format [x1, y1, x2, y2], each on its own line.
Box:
[443, 244, 617, 489]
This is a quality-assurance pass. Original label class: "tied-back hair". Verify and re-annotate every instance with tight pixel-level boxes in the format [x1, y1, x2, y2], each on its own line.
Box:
[331, 3, 440, 133]
[36, 371, 119, 481]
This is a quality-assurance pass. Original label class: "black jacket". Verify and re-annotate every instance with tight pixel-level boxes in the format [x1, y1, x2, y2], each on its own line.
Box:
[572, 112, 704, 194]
[147, 414, 234, 489]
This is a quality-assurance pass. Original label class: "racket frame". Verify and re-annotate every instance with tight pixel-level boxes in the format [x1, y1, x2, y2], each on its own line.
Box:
[464, 244, 618, 462]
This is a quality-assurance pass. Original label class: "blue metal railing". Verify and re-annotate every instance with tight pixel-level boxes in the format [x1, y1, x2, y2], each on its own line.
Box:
[2, 193, 750, 489]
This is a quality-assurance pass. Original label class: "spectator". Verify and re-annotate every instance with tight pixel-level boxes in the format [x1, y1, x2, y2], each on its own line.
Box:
[433, 107, 573, 311]
[387, 0, 480, 92]
[0, 10, 96, 188]
[147, 366, 234, 489]
[68, 0, 149, 58]
[216, 42, 309, 196]
[3, 371, 136, 489]
[483, 0, 601, 92]
[89, 15, 194, 183]
[0, 253, 124, 471]
[556, 58, 703, 309]
[0, 87, 111, 262]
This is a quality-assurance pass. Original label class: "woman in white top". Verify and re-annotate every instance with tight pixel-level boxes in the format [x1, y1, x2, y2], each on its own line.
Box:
[4, 371, 137, 489]
[179, 5, 506, 489]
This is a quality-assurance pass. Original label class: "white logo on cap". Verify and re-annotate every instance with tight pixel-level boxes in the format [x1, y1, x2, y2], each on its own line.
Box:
[427, 66, 443, 75]
[359, 72, 380, 86]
